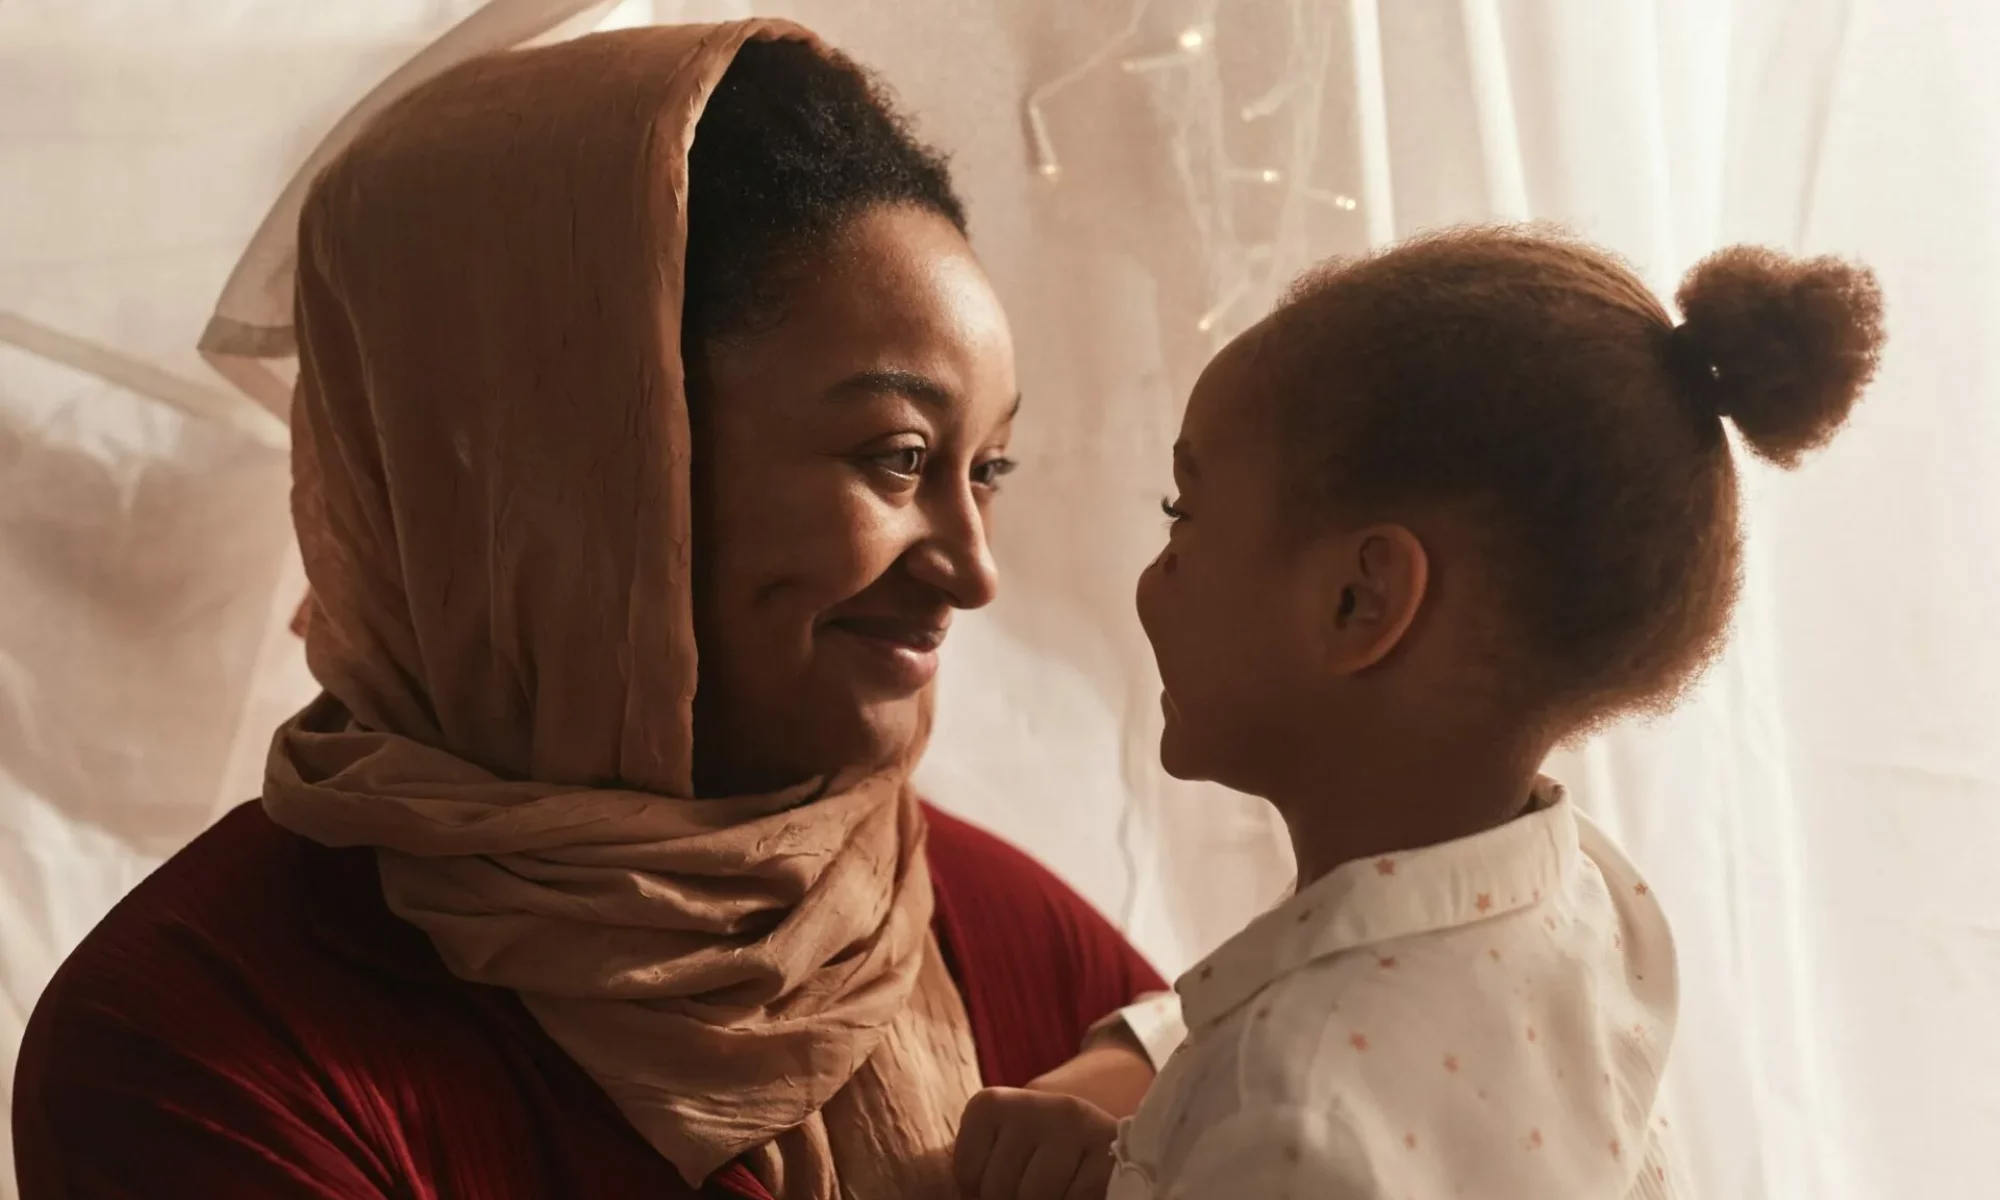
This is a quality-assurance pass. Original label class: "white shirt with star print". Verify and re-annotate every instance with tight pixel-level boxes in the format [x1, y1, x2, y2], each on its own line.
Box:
[1102, 782, 1687, 1200]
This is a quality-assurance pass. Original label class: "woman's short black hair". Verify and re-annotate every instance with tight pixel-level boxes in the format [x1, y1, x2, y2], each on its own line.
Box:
[683, 37, 966, 343]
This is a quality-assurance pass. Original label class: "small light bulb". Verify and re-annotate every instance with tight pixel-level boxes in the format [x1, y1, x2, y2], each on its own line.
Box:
[1334, 194, 1358, 210]
[1178, 27, 1206, 51]
[1196, 313, 1216, 332]
[1038, 162, 1062, 180]
[1259, 168, 1282, 183]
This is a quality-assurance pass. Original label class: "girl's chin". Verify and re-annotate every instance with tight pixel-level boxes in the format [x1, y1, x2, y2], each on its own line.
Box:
[1157, 694, 1201, 781]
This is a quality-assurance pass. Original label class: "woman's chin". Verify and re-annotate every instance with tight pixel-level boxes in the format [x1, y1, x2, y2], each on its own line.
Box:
[827, 693, 931, 773]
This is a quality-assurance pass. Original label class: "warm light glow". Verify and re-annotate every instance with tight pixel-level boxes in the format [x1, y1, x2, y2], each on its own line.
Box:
[1026, 103, 1061, 181]
[1259, 168, 1282, 183]
[1177, 27, 1206, 51]
[1307, 187, 1361, 211]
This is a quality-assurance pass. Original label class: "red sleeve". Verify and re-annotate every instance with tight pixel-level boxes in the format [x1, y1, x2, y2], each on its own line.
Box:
[12, 939, 392, 1198]
[922, 804, 1167, 1088]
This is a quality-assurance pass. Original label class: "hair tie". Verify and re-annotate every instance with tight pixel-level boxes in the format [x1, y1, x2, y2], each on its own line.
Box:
[1664, 321, 1725, 414]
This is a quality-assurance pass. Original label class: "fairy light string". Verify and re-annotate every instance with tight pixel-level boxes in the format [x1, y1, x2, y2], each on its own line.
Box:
[1022, 0, 1363, 346]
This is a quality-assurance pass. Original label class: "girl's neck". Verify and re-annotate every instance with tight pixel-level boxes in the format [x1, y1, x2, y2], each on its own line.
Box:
[1267, 725, 1548, 887]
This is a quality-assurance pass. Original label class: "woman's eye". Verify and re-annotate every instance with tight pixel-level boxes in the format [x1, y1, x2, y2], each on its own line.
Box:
[972, 457, 1019, 489]
[1161, 496, 1188, 523]
[875, 447, 926, 477]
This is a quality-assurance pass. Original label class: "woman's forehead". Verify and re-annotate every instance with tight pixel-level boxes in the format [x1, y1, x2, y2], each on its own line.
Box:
[710, 207, 1017, 419]
[804, 209, 1009, 348]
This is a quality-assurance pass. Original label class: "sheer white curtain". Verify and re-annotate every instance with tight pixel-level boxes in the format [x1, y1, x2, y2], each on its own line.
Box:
[4, 1, 1996, 1197]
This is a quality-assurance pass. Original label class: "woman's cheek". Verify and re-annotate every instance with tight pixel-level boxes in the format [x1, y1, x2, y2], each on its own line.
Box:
[797, 496, 911, 603]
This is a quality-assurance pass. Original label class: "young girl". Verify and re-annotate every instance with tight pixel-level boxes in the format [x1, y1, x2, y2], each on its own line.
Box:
[954, 226, 1883, 1199]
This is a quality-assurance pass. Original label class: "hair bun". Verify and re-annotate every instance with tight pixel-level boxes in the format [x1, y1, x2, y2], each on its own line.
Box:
[1670, 246, 1885, 467]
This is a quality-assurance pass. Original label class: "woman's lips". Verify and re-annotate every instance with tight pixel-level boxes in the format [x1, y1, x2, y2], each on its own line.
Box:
[824, 616, 948, 691]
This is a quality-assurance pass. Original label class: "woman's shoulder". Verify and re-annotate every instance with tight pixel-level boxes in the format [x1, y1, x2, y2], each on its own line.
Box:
[14, 804, 683, 1196]
[17, 803, 424, 1100]
[922, 802, 1121, 936]
[29, 803, 324, 1014]
[921, 800, 1132, 943]
[28, 802, 393, 1005]
[922, 802, 1062, 890]
[18, 799, 514, 1084]
[14, 804, 358, 1189]
[919, 802, 1166, 1087]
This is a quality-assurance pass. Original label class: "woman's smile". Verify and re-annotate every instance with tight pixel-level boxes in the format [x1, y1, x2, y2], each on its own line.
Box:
[823, 612, 951, 691]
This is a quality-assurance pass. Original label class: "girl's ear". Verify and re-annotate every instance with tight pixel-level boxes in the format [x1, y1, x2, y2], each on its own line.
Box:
[1310, 524, 1429, 674]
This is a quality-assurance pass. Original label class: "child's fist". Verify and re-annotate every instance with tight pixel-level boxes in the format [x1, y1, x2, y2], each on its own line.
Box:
[953, 1087, 1117, 1200]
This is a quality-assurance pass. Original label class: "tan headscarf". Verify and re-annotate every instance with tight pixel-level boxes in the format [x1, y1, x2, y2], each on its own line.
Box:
[260, 23, 982, 1198]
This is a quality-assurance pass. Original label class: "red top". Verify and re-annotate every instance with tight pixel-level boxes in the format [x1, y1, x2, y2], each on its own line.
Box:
[13, 803, 1162, 1198]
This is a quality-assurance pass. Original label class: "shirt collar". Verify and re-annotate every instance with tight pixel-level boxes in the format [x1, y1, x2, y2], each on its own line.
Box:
[1176, 778, 1579, 1031]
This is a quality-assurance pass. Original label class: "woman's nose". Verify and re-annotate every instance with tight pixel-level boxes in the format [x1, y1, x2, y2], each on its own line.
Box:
[906, 488, 1000, 610]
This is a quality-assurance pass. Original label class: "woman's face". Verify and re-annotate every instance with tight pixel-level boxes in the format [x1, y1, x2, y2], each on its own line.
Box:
[689, 204, 1018, 795]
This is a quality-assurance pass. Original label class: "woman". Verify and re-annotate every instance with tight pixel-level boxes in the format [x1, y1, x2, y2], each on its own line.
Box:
[13, 22, 1168, 1199]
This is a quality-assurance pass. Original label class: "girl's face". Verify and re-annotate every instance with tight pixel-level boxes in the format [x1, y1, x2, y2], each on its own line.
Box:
[1135, 326, 1329, 795]
[689, 205, 1019, 796]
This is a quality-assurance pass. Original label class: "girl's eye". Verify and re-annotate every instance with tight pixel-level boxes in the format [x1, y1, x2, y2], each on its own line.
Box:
[1161, 496, 1188, 522]
[876, 447, 926, 477]
[972, 456, 1019, 489]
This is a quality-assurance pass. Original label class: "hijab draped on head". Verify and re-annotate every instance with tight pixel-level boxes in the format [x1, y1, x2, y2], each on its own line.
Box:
[260, 23, 981, 1198]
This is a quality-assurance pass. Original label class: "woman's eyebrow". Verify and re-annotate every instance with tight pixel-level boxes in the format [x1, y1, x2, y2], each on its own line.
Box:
[825, 371, 1023, 425]
[824, 368, 956, 409]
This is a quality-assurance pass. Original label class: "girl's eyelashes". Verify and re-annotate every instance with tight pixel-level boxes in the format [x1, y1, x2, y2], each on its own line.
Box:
[1161, 496, 1187, 522]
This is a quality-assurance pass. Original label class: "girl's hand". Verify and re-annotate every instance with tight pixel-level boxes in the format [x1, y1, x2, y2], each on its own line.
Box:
[954, 1087, 1117, 1200]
